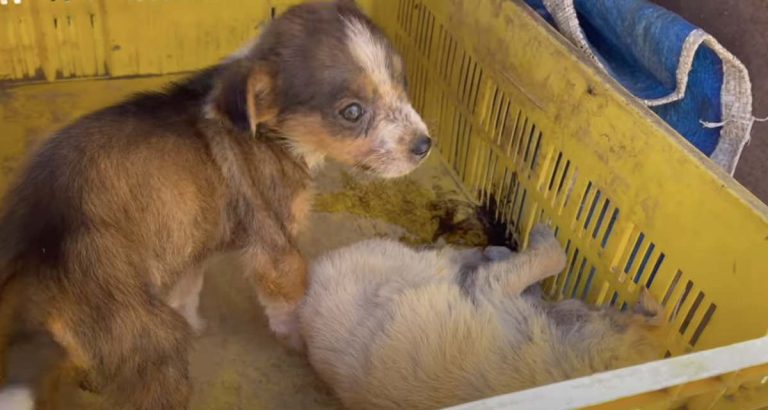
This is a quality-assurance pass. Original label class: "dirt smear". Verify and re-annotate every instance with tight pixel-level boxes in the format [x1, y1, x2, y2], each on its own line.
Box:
[314, 172, 511, 248]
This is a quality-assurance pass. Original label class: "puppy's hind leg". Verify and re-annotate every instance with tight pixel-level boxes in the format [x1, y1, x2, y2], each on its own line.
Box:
[474, 224, 567, 297]
[633, 288, 667, 326]
[45, 294, 192, 410]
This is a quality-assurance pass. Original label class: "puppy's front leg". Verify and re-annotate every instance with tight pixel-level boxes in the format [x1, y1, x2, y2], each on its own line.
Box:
[167, 268, 207, 335]
[474, 224, 567, 297]
[240, 245, 307, 351]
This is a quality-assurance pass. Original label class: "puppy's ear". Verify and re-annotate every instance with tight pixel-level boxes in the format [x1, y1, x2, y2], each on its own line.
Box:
[208, 61, 276, 135]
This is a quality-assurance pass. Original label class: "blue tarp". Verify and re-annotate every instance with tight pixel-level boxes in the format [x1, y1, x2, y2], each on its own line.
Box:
[525, 0, 724, 156]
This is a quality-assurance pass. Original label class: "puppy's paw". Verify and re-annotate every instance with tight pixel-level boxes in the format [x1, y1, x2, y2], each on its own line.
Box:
[175, 303, 207, 336]
[265, 303, 305, 352]
[528, 224, 566, 273]
[0, 386, 34, 410]
[483, 246, 514, 261]
[276, 329, 305, 353]
[188, 315, 208, 336]
[633, 289, 665, 326]
[528, 223, 557, 250]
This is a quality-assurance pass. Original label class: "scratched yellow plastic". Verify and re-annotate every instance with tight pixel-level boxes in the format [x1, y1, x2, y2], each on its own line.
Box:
[1, 0, 767, 408]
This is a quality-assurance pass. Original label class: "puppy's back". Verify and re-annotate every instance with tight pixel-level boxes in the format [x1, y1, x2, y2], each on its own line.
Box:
[0, 72, 223, 284]
[301, 239, 434, 380]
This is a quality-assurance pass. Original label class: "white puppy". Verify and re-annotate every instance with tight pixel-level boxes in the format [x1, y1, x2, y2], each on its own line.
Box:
[300, 224, 662, 409]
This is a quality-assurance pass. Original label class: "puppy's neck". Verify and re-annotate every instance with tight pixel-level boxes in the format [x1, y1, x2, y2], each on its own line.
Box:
[253, 124, 326, 175]
[203, 120, 312, 199]
[287, 142, 326, 175]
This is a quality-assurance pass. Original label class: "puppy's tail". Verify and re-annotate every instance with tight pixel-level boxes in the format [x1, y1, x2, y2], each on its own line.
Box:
[0, 386, 34, 410]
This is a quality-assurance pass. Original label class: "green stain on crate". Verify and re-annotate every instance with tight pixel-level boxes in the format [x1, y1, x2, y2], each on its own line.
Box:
[314, 172, 491, 247]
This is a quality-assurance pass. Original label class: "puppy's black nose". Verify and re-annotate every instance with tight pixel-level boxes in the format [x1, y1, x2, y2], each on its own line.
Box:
[410, 135, 432, 158]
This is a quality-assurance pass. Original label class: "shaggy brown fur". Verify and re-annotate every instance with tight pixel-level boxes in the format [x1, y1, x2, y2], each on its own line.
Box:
[0, 1, 429, 409]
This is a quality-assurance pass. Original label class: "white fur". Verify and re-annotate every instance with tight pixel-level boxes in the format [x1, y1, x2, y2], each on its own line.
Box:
[166, 268, 207, 334]
[300, 224, 662, 409]
[262, 299, 304, 352]
[286, 141, 327, 173]
[0, 386, 34, 410]
[344, 17, 393, 94]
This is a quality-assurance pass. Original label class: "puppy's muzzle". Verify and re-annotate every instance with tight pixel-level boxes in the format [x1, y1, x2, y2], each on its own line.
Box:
[410, 134, 432, 159]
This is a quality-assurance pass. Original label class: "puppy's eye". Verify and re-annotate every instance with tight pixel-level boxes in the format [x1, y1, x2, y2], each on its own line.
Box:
[339, 103, 364, 123]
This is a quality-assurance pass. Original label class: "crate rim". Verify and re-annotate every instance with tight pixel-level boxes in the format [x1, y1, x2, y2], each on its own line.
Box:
[447, 336, 768, 410]
[506, 0, 768, 220]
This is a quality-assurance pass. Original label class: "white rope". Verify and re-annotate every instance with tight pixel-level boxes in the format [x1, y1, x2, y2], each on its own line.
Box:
[701, 114, 768, 129]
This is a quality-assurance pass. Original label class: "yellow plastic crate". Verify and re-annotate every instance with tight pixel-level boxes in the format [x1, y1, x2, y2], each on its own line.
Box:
[1, 0, 767, 408]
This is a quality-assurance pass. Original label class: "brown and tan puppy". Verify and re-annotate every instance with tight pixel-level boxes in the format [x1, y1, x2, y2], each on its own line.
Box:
[0, 1, 430, 409]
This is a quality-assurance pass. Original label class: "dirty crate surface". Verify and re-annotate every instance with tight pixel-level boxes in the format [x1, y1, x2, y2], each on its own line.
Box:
[2, 0, 768, 409]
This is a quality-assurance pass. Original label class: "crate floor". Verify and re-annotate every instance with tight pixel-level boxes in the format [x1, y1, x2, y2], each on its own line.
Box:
[0, 75, 490, 408]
